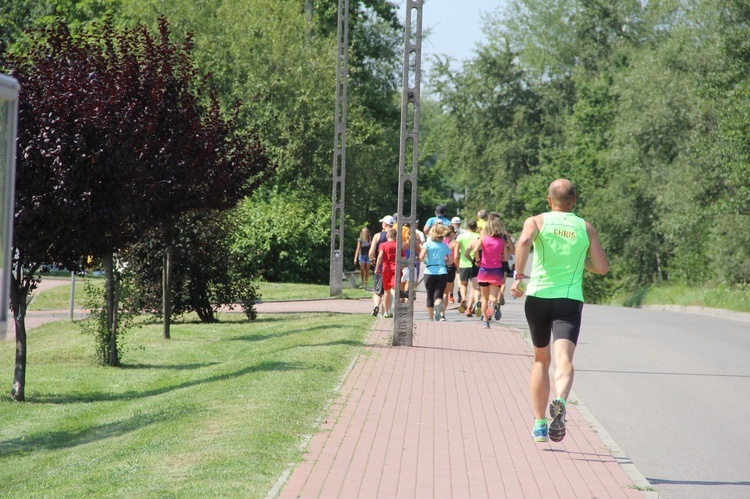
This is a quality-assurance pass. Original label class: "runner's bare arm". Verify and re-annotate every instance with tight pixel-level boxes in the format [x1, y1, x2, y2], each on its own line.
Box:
[465, 239, 480, 262]
[375, 249, 384, 274]
[513, 216, 539, 275]
[585, 222, 609, 275]
[504, 232, 516, 256]
[368, 235, 378, 261]
[511, 215, 541, 297]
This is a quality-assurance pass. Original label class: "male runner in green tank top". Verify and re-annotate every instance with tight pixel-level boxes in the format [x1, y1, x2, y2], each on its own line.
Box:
[511, 179, 609, 443]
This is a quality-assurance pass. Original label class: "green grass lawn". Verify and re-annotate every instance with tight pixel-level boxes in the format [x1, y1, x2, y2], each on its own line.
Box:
[0, 312, 375, 497]
[28, 279, 94, 310]
[613, 282, 750, 313]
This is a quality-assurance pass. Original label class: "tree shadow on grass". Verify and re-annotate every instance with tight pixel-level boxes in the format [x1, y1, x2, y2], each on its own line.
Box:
[172, 315, 319, 326]
[32, 360, 304, 405]
[227, 322, 361, 342]
[0, 407, 191, 456]
[122, 362, 220, 370]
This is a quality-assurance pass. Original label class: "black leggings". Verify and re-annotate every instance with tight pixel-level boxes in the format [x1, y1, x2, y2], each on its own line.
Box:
[524, 296, 584, 348]
[424, 274, 447, 308]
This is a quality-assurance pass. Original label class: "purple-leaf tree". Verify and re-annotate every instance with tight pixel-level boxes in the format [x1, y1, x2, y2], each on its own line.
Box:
[5, 17, 270, 398]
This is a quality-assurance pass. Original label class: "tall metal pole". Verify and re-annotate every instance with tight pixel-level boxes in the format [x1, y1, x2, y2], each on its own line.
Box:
[329, 0, 350, 296]
[393, 0, 423, 346]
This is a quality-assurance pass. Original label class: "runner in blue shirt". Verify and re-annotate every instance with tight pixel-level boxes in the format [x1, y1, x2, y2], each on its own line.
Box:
[419, 223, 453, 321]
[422, 204, 451, 234]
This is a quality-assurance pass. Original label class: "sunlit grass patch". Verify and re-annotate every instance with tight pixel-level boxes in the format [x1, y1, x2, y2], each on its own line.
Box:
[0, 311, 374, 496]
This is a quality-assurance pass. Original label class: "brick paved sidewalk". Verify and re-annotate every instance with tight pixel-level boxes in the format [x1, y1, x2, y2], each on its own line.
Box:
[267, 297, 655, 499]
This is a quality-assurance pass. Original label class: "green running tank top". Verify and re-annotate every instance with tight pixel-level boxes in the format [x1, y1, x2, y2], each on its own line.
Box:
[527, 211, 589, 301]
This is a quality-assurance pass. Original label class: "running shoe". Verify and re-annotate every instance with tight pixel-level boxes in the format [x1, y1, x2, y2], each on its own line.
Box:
[482, 321, 490, 329]
[499, 294, 505, 306]
[440, 315, 447, 321]
[458, 300, 467, 314]
[466, 307, 474, 318]
[434, 311, 442, 322]
[493, 303, 502, 321]
[475, 304, 482, 318]
[549, 398, 567, 442]
[448, 296, 455, 304]
[532, 424, 548, 443]
[384, 313, 393, 319]
[372, 306, 379, 317]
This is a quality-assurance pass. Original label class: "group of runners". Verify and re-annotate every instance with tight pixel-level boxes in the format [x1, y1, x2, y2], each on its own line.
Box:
[355, 179, 611, 444]
[356, 213, 424, 319]
[358, 204, 516, 328]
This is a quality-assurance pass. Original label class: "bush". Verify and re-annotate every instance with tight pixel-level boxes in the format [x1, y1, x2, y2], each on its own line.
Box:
[78, 268, 139, 366]
[128, 210, 261, 323]
[232, 187, 355, 284]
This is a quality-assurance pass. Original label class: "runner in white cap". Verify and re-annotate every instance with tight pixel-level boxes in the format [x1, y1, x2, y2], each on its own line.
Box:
[451, 216, 465, 236]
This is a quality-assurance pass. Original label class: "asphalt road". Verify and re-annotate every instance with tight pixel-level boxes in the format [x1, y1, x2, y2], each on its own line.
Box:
[571, 304, 750, 499]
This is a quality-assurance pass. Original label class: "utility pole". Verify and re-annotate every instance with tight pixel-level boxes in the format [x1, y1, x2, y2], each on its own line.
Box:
[329, 0, 350, 296]
[393, 0, 423, 346]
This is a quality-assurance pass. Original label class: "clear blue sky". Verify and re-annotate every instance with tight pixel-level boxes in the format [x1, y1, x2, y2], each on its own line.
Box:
[398, 0, 510, 71]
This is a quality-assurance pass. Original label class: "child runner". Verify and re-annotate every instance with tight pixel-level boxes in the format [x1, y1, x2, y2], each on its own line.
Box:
[375, 228, 398, 318]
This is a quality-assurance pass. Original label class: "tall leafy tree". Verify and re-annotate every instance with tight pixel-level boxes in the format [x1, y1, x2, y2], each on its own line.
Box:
[0, 0, 121, 56]
[430, 30, 546, 231]
[120, 0, 401, 197]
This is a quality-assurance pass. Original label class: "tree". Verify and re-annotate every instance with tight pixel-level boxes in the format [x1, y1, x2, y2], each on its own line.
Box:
[128, 210, 262, 323]
[429, 32, 545, 231]
[119, 0, 394, 191]
[0, 0, 121, 57]
[6, 17, 270, 397]
[231, 187, 340, 284]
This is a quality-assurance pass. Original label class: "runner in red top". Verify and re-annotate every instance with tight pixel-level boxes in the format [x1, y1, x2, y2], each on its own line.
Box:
[376, 228, 398, 318]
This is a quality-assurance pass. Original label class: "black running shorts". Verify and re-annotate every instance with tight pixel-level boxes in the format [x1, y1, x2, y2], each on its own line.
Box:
[524, 296, 584, 348]
[446, 264, 457, 282]
[423, 274, 447, 308]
